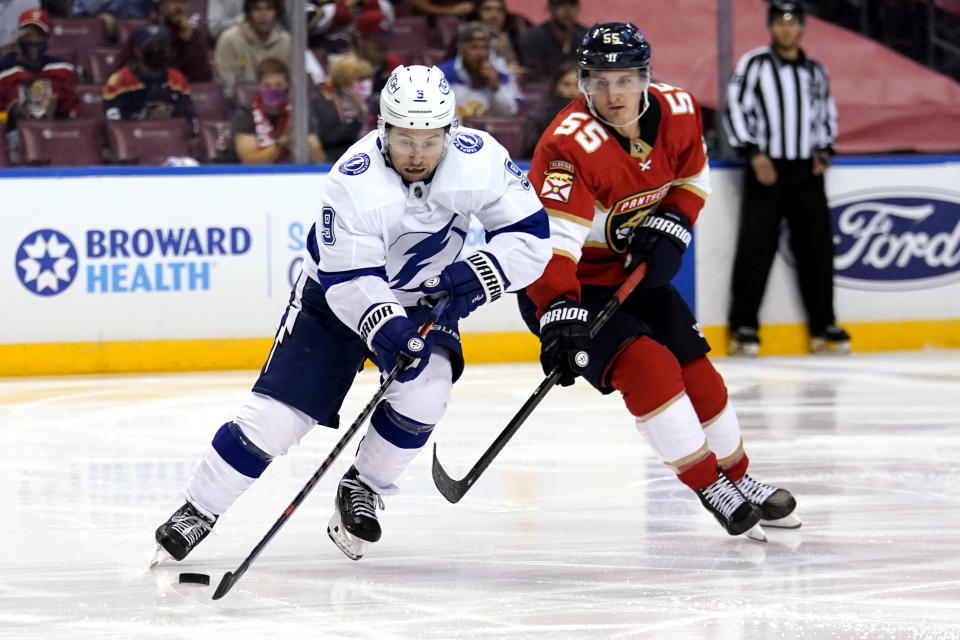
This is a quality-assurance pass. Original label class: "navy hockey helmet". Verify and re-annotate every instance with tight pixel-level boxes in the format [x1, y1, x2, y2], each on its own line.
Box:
[768, 0, 805, 25]
[577, 22, 651, 73]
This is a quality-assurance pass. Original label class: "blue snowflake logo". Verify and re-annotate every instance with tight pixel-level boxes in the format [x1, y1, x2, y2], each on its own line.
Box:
[15, 229, 78, 296]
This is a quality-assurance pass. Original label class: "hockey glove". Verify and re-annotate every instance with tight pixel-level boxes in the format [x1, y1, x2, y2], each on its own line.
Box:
[419, 252, 506, 320]
[624, 210, 692, 288]
[363, 309, 434, 383]
[539, 297, 591, 387]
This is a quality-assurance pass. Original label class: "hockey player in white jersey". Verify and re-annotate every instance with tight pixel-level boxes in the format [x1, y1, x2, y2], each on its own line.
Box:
[154, 65, 551, 562]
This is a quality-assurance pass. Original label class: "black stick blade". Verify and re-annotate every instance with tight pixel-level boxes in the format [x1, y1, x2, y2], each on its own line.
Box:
[431, 443, 471, 504]
[212, 571, 238, 600]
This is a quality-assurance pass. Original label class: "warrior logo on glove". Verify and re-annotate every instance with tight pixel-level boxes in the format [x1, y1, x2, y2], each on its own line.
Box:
[406, 337, 425, 352]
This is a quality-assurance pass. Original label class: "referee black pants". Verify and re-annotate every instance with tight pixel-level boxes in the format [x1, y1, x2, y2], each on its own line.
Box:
[728, 158, 837, 335]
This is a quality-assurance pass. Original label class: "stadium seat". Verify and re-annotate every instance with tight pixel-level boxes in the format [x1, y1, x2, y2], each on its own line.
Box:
[392, 16, 429, 49]
[86, 47, 122, 84]
[50, 18, 109, 54]
[48, 46, 77, 69]
[435, 16, 462, 50]
[115, 18, 150, 46]
[188, 0, 208, 22]
[190, 82, 227, 120]
[19, 119, 103, 166]
[519, 81, 553, 110]
[233, 82, 258, 109]
[108, 119, 191, 165]
[421, 48, 448, 68]
[0, 130, 9, 167]
[391, 46, 424, 67]
[198, 119, 235, 162]
[74, 84, 106, 123]
[462, 116, 527, 159]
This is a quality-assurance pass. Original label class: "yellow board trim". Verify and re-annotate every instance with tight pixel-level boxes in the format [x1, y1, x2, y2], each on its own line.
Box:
[1, 319, 958, 377]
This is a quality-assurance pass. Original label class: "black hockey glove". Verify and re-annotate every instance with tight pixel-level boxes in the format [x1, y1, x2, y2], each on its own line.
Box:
[539, 297, 591, 387]
[624, 210, 692, 288]
[419, 251, 506, 320]
[361, 305, 433, 383]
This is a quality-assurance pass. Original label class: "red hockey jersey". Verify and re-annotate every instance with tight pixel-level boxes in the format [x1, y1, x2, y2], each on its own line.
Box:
[524, 84, 711, 314]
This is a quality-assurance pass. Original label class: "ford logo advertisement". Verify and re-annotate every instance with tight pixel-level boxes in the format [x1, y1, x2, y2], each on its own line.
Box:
[831, 188, 960, 290]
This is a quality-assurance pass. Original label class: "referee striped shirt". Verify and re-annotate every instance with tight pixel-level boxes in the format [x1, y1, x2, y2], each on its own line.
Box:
[723, 45, 838, 160]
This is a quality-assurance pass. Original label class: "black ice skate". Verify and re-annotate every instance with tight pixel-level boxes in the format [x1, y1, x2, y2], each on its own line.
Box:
[327, 466, 384, 561]
[729, 326, 760, 357]
[810, 324, 850, 354]
[735, 473, 801, 529]
[152, 502, 217, 565]
[695, 469, 765, 541]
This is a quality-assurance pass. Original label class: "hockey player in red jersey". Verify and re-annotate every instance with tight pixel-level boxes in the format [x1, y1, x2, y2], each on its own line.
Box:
[519, 22, 799, 540]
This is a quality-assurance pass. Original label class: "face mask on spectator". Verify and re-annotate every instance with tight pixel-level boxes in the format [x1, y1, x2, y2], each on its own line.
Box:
[258, 87, 288, 110]
[20, 40, 48, 65]
[353, 79, 374, 99]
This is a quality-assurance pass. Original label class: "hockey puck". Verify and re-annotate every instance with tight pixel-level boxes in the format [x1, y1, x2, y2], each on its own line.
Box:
[178, 572, 210, 586]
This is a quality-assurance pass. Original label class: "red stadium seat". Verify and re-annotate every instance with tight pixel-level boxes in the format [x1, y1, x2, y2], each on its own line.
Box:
[392, 16, 429, 49]
[86, 47, 122, 84]
[391, 45, 424, 67]
[115, 18, 150, 46]
[74, 84, 106, 123]
[47, 46, 77, 69]
[462, 115, 527, 159]
[0, 130, 9, 166]
[519, 81, 553, 110]
[421, 48, 448, 68]
[233, 82, 258, 109]
[198, 119, 235, 162]
[49, 18, 109, 54]
[19, 119, 103, 166]
[190, 82, 227, 119]
[108, 119, 191, 165]
[435, 16, 462, 50]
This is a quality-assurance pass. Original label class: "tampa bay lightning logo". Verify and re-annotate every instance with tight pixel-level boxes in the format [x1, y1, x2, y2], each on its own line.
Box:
[453, 132, 483, 154]
[387, 73, 400, 94]
[15, 229, 78, 296]
[438, 73, 450, 95]
[504, 158, 531, 190]
[339, 153, 371, 176]
[389, 217, 466, 290]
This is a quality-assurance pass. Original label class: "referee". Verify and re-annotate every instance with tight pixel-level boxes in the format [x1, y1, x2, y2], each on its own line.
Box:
[723, 0, 849, 356]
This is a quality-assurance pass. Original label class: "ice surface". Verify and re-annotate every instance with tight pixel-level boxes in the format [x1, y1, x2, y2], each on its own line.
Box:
[2, 352, 959, 639]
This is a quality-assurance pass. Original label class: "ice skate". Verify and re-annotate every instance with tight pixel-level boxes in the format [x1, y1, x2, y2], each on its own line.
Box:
[810, 324, 850, 354]
[729, 327, 760, 357]
[695, 469, 764, 539]
[327, 466, 384, 561]
[153, 502, 217, 564]
[735, 473, 801, 529]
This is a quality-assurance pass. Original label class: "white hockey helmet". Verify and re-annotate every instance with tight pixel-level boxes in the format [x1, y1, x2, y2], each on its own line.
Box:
[378, 64, 457, 149]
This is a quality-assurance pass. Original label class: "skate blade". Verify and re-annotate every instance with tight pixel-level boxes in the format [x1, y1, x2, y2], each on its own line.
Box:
[811, 340, 850, 355]
[150, 544, 173, 568]
[743, 523, 767, 543]
[327, 521, 368, 561]
[729, 342, 758, 357]
[761, 513, 802, 529]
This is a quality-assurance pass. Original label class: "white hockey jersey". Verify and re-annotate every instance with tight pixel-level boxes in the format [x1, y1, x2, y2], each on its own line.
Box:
[301, 127, 551, 338]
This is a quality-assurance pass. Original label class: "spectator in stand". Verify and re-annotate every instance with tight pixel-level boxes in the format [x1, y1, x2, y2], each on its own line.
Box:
[438, 21, 519, 118]
[214, 0, 291, 98]
[71, 0, 152, 42]
[112, 0, 214, 82]
[516, 0, 586, 78]
[231, 57, 325, 163]
[104, 24, 197, 133]
[522, 60, 576, 157]
[0, 8, 78, 159]
[354, 9, 402, 113]
[464, 0, 530, 83]
[308, 0, 396, 52]
[1, 0, 40, 48]
[311, 52, 372, 159]
[39, 0, 71, 17]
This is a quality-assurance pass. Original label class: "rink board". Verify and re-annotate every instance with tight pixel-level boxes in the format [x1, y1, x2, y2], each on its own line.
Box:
[1, 157, 959, 375]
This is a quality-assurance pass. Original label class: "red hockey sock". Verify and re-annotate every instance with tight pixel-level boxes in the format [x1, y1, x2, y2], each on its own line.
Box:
[610, 336, 684, 417]
[720, 451, 750, 482]
[676, 451, 719, 490]
[681, 356, 728, 424]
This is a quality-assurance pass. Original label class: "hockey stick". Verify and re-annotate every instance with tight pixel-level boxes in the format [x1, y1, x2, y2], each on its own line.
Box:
[431, 263, 647, 503]
[212, 298, 448, 600]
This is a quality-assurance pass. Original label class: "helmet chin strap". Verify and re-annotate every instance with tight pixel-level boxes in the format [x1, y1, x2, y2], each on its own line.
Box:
[585, 89, 650, 131]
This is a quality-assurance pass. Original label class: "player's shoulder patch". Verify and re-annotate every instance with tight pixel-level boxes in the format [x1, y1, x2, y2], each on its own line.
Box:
[539, 159, 576, 203]
[452, 131, 484, 154]
[504, 158, 531, 190]
[338, 152, 371, 176]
